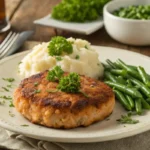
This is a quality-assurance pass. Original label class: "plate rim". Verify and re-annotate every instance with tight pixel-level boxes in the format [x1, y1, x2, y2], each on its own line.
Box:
[0, 46, 150, 143]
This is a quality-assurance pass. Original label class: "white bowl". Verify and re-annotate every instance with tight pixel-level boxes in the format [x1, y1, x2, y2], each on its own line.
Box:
[104, 0, 150, 46]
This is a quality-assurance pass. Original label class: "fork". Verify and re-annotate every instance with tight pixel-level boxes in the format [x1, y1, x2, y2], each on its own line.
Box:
[0, 30, 33, 60]
[0, 31, 19, 59]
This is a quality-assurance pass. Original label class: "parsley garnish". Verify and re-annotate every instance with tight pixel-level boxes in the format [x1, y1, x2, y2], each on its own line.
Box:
[47, 66, 64, 82]
[18, 62, 22, 65]
[46, 66, 88, 96]
[2, 78, 15, 83]
[57, 73, 80, 93]
[48, 36, 73, 56]
[80, 91, 89, 98]
[0, 100, 5, 105]
[34, 82, 39, 87]
[85, 45, 88, 49]
[9, 101, 14, 107]
[21, 124, 29, 127]
[75, 55, 80, 60]
[0, 96, 13, 106]
[0, 96, 12, 100]
[9, 111, 15, 117]
[56, 56, 62, 61]
[2, 87, 9, 92]
[106, 118, 110, 121]
[47, 89, 58, 93]
[117, 113, 139, 124]
[7, 85, 12, 88]
[34, 89, 41, 94]
[51, 0, 109, 22]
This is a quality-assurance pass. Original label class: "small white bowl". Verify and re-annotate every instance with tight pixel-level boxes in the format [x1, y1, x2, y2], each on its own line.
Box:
[104, 0, 150, 46]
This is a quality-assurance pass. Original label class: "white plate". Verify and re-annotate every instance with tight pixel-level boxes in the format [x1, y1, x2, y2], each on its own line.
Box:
[0, 46, 150, 143]
[34, 15, 103, 35]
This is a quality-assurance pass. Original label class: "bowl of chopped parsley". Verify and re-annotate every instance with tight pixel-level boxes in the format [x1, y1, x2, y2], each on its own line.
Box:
[104, 0, 150, 46]
[51, 0, 111, 22]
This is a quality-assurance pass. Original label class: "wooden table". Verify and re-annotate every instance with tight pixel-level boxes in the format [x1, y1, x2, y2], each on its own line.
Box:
[0, 0, 150, 150]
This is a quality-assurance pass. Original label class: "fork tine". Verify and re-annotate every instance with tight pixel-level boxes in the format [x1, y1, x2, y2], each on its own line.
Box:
[0, 32, 17, 55]
[0, 33, 19, 59]
[0, 31, 13, 49]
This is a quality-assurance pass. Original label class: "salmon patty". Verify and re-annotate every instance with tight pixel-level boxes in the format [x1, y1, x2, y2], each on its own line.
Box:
[13, 71, 115, 129]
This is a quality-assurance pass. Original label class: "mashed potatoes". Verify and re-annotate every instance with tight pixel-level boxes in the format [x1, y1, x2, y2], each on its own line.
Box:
[19, 38, 104, 79]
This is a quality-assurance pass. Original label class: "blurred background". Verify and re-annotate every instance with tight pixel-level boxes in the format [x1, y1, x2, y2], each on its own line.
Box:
[1, 0, 123, 45]
[0, 0, 150, 55]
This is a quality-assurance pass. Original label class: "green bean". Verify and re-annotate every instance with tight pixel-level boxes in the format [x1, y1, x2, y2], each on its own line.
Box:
[125, 95, 134, 109]
[105, 81, 142, 98]
[135, 85, 141, 90]
[116, 59, 141, 80]
[148, 75, 150, 81]
[114, 62, 122, 69]
[117, 76, 126, 84]
[113, 5, 150, 20]
[135, 99, 142, 115]
[117, 63, 137, 71]
[130, 77, 150, 98]
[129, 65, 150, 80]
[104, 71, 117, 82]
[113, 90, 132, 111]
[106, 59, 139, 71]
[128, 65, 137, 71]
[126, 80, 133, 88]
[102, 63, 111, 70]
[146, 98, 150, 104]
[106, 59, 117, 69]
[137, 66, 150, 87]
[110, 69, 127, 77]
[141, 98, 150, 110]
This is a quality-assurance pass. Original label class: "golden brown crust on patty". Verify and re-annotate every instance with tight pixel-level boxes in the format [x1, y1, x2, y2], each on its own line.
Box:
[14, 71, 115, 128]
[18, 71, 113, 111]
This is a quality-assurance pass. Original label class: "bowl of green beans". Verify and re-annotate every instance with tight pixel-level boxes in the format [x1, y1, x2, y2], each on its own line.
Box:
[104, 0, 150, 46]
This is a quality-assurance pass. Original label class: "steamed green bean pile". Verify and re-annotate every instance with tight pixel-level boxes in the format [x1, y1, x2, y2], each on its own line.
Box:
[113, 5, 150, 20]
[104, 59, 150, 115]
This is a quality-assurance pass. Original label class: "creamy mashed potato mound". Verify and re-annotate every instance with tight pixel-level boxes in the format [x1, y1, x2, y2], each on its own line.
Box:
[19, 38, 104, 79]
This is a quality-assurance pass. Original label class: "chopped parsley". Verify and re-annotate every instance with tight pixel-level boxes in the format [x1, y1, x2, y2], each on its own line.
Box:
[34, 82, 39, 87]
[80, 91, 89, 98]
[9, 111, 15, 117]
[2, 87, 9, 92]
[106, 118, 110, 121]
[18, 62, 22, 65]
[85, 45, 88, 49]
[75, 55, 80, 60]
[47, 66, 64, 82]
[21, 124, 29, 127]
[48, 36, 73, 56]
[47, 89, 58, 93]
[0, 96, 12, 100]
[51, 0, 110, 22]
[57, 72, 80, 93]
[117, 113, 139, 124]
[56, 56, 62, 61]
[7, 85, 12, 88]
[46, 66, 88, 96]
[0, 100, 5, 105]
[34, 89, 41, 94]
[9, 101, 14, 107]
[2, 78, 15, 83]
